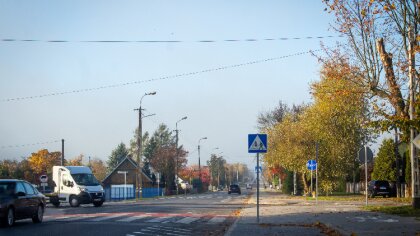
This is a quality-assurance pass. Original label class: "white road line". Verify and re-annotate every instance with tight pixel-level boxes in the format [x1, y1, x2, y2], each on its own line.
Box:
[132, 232, 145, 234]
[149, 226, 192, 232]
[117, 215, 148, 222]
[175, 217, 200, 224]
[89, 213, 131, 222]
[166, 233, 185, 236]
[207, 217, 226, 224]
[69, 215, 98, 221]
[146, 216, 172, 223]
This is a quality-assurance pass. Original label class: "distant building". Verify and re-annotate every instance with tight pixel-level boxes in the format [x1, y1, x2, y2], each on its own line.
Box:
[102, 156, 153, 200]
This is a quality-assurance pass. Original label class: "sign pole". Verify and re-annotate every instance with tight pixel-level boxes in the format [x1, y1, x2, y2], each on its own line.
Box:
[257, 152, 260, 223]
[310, 170, 313, 195]
[248, 134, 267, 223]
[365, 146, 368, 206]
[315, 143, 319, 205]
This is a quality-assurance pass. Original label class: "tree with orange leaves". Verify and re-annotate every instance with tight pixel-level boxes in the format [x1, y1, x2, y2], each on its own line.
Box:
[28, 149, 61, 175]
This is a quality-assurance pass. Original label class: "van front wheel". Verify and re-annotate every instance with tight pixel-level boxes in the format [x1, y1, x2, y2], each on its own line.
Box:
[69, 196, 80, 207]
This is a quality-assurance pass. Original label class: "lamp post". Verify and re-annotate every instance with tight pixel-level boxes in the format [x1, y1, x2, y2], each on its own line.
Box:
[117, 171, 128, 200]
[198, 137, 207, 182]
[175, 116, 187, 195]
[135, 91, 156, 200]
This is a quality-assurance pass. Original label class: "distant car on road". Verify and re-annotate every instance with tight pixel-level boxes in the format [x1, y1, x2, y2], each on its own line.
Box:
[0, 179, 46, 227]
[246, 184, 252, 190]
[228, 184, 241, 194]
[368, 180, 391, 198]
[217, 186, 224, 191]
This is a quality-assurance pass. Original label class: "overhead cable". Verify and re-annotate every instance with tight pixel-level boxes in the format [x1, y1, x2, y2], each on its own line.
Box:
[1, 49, 321, 102]
[0, 140, 61, 149]
[0, 35, 342, 44]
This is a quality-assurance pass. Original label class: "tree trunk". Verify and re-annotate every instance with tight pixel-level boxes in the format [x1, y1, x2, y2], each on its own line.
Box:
[376, 38, 408, 120]
[301, 172, 309, 196]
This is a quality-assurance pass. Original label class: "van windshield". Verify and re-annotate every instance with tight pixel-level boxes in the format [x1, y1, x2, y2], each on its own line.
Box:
[71, 174, 100, 186]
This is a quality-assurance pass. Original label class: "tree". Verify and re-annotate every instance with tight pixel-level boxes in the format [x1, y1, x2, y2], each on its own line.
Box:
[143, 124, 175, 177]
[128, 128, 150, 167]
[263, 58, 368, 194]
[323, 0, 420, 138]
[107, 143, 129, 172]
[67, 154, 84, 166]
[90, 158, 107, 181]
[207, 154, 226, 187]
[28, 149, 61, 175]
[150, 145, 187, 193]
[372, 139, 397, 181]
[0, 159, 19, 178]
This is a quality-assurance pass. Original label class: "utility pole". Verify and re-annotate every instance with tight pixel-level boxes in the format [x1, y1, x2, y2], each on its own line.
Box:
[198, 137, 207, 189]
[315, 142, 319, 205]
[394, 121, 401, 198]
[61, 139, 65, 165]
[175, 116, 187, 195]
[408, 29, 420, 208]
[135, 92, 156, 200]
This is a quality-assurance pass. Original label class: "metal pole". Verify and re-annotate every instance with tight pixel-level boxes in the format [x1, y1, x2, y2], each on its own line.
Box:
[365, 145, 368, 206]
[394, 122, 400, 198]
[157, 172, 160, 197]
[138, 107, 142, 199]
[257, 153, 260, 223]
[198, 144, 201, 182]
[408, 31, 420, 208]
[61, 139, 64, 165]
[176, 125, 179, 195]
[315, 142, 318, 205]
[310, 170, 313, 195]
[124, 172, 127, 201]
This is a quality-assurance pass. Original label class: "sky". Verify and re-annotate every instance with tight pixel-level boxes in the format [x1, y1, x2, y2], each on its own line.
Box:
[0, 1, 341, 170]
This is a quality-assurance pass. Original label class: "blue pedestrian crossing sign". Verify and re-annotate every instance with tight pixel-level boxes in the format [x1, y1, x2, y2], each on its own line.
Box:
[306, 160, 317, 171]
[255, 166, 262, 173]
[248, 134, 267, 153]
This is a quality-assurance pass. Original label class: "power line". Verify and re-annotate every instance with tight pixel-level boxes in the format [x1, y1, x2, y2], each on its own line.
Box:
[1, 49, 321, 102]
[0, 35, 342, 44]
[0, 140, 61, 149]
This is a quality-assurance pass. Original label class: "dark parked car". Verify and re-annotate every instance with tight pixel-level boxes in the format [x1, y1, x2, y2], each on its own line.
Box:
[368, 180, 391, 198]
[0, 179, 46, 227]
[228, 184, 241, 194]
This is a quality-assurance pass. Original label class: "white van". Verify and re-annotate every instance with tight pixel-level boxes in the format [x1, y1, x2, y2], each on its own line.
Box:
[49, 166, 105, 207]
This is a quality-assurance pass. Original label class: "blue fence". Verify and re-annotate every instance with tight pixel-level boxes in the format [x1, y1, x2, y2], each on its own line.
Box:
[142, 187, 164, 198]
[104, 186, 163, 201]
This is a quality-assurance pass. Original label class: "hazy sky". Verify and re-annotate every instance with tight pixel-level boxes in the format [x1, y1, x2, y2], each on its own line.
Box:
[0, 1, 341, 170]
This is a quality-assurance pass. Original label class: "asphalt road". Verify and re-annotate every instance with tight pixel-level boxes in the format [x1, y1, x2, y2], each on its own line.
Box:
[1, 190, 250, 236]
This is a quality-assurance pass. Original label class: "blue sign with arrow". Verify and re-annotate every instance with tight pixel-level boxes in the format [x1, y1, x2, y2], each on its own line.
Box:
[248, 134, 267, 153]
[306, 160, 317, 171]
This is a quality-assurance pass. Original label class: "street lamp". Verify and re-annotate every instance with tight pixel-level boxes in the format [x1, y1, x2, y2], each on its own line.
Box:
[175, 116, 187, 195]
[135, 91, 156, 200]
[198, 137, 207, 182]
[117, 171, 128, 200]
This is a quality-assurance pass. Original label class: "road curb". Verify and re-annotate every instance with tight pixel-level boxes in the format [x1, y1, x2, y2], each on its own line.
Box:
[225, 192, 253, 236]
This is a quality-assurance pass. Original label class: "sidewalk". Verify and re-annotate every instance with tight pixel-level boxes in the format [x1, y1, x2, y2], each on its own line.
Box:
[226, 189, 420, 236]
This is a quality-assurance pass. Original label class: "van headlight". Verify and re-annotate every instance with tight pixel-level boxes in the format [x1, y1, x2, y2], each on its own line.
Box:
[78, 187, 88, 192]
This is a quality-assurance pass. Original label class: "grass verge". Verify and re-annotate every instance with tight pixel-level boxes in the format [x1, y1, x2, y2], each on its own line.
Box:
[363, 205, 420, 219]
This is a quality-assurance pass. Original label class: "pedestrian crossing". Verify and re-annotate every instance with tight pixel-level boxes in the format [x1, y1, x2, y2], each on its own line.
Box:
[152, 193, 246, 201]
[44, 212, 229, 225]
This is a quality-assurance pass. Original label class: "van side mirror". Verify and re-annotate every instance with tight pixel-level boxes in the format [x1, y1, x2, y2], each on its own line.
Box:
[68, 181, 74, 187]
[17, 191, 26, 197]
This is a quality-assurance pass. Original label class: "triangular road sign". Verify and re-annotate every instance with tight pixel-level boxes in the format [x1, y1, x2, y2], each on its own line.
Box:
[249, 135, 267, 152]
[413, 134, 420, 149]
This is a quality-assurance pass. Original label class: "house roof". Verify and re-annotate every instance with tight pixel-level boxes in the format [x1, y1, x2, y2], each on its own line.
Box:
[102, 156, 153, 183]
